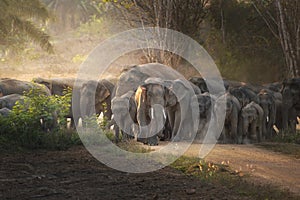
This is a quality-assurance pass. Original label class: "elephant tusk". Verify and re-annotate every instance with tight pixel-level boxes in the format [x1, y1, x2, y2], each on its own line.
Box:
[162, 109, 166, 119]
[151, 107, 154, 119]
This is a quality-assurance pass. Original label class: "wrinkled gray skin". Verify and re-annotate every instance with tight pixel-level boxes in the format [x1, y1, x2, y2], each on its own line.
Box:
[0, 78, 50, 97]
[135, 81, 167, 145]
[113, 63, 187, 146]
[196, 92, 213, 141]
[0, 94, 24, 110]
[0, 107, 11, 117]
[257, 89, 276, 139]
[229, 86, 259, 107]
[80, 79, 114, 120]
[189, 77, 250, 93]
[281, 78, 300, 133]
[33, 77, 76, 95]
[135, 78, 197, 144]
[189, 77, 208, 93]
[163, 79, 198, 141]
[188, 77, 225, 94]
[188, 81, 202, 95]
[263, 82, 282, 93]
[215, 93, 241, 144]
[240, 102, 264, 143]
[111, 91, 137, 143]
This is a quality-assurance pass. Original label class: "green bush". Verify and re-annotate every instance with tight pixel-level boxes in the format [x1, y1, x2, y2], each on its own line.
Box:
[0, 87, 80, 150]
[272, 129, 300, 144]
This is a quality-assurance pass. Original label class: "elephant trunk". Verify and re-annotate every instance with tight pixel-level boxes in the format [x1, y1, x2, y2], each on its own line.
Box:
[149, 105, 166, 137]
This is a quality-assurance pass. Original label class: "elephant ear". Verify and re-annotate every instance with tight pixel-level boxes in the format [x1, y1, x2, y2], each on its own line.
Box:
[170, 79, 192, 102]
[95, 81, 111, 103]
[164, 81, 177, 107]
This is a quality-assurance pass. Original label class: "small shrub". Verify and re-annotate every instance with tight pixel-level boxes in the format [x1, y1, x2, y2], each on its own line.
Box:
[272, 129, 300, 144]
[0, 87, 79, 150]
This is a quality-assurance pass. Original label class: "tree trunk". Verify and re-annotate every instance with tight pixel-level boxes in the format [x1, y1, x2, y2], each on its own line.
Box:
[275, 0, 300, 78]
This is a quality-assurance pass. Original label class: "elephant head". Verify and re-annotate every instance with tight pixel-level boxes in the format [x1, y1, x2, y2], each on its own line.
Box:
[135, 78, 167, 145]
[197, 93, 212, 118]
[257, 90, 276, 138]
[80, 79, 114, 119]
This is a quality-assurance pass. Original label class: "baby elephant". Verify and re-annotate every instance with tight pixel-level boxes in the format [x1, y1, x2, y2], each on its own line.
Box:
[0, 94, 24, 110]
[240, 101, 264, 143]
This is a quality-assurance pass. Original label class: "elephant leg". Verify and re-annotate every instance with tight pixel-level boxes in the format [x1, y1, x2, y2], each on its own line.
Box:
[230, 116, 238, 144]
[172, 109, 181, 141]
[103, 100, 112, 120]
[220, 126, 227, 144]
[114, 124, 120, 143]
[249, 122, 257, 142]
[167, 108, 175, 137]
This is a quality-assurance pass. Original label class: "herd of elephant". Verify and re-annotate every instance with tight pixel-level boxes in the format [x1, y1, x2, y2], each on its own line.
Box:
[0, 63, 299, 146]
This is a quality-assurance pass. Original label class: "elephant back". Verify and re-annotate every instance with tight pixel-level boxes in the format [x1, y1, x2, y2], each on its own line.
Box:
[114, 63, 185, 98]
[0, 78, 50, 96]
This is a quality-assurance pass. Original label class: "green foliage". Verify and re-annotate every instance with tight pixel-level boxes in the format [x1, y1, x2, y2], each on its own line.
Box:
[206, 0, 284, 83]
[0, 87, 80, 150]
[272, 129, 300, 144]
[0, 0, 53, 53]
[75, 14, 111, 38]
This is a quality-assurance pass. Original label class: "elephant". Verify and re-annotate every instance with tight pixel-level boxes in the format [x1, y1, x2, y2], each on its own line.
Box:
[280, 78, 300, 133]
[222, 79, 247, 90]
[0, 94, 24, 110]
[240, 101, 264, 143]
[134, 79, 167, 145]
[214, 93, 241, 144]
[163, 79, 198, 141]
[110, 90, 137, 142]
[33, 77, 76, 96]
[189, 77, 208, 93]
[112, 63, 194, 145]
[80, 79, 114, 121]
[257, 89, 276, 139]
[263, 82, 282, 93]
[0, 107, 11, 117]
[229, 86, 259, 107]
[134, 78, 198, 145]
[0, 78, 50, 97]
[189, 81, 202, 95]
[195, 92, 214, 141]
[188, 77, 225, 94]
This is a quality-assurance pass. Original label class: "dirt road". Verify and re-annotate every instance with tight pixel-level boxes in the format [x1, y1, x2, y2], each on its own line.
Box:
[0, 146, 254, 200]
[0, 144, 299, 199]
[185, 144, 300, 195]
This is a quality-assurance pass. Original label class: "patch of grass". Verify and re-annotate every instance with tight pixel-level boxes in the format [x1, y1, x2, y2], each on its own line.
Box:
[256, 142, 300, 159]
[117, 140, 151, 153]
[272, 129, 300, 144]
[170, 156, 299, 199]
